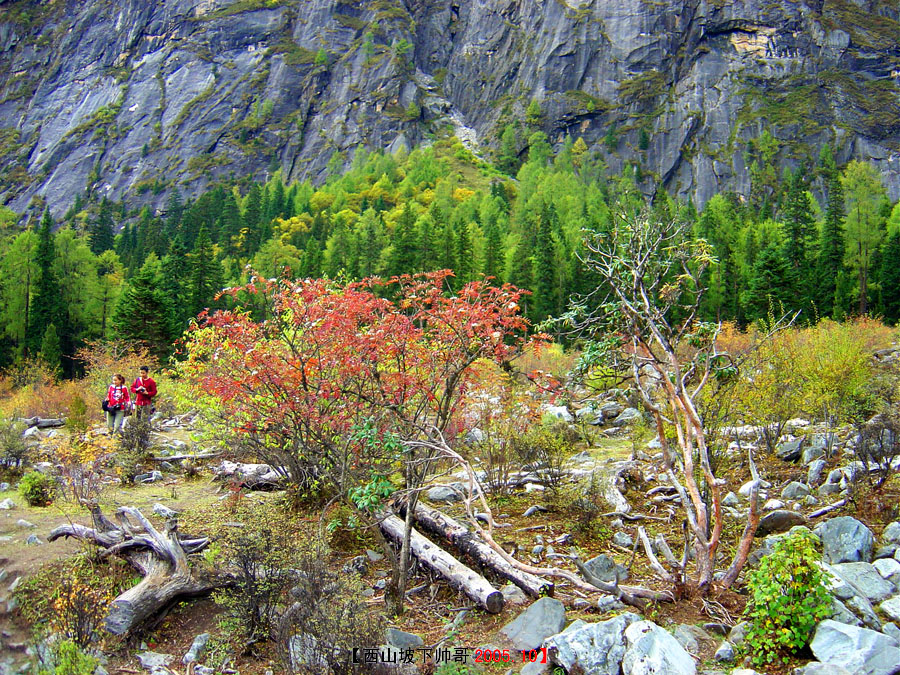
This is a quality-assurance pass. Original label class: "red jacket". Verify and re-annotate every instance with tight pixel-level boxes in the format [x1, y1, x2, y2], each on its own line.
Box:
[107, 384, 130, 408]
[131, 376, 157, 406]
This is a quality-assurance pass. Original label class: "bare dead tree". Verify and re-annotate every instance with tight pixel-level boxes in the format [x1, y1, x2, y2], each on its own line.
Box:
[569, 211, 780, 595]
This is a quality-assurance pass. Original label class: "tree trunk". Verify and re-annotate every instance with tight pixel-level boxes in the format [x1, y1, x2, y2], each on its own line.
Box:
[379, 514, 504, 614]
[406, 501, 552, 598]
[48, 505, 227, 635]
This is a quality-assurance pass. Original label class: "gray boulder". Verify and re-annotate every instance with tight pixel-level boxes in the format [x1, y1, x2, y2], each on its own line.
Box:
[883, 521, 900, 546]
[829, 562, 896, 603]
[802, 434, 829, 464]
[881, 595, 900, 623]
[153, 503, 179, 519]
[583, 554, 629, 583]
[884, 622, 900, 643]
[543, 405, 573, 423]
[599, 402, 624, 420]
[672, 624, 711, 655]
[793, 664, 853, 675]
[713, 641, 734, 662]
[612, 408, 641, 427]
[501, 583, 528, 606]
[808, 459, 827, 486]
[426, 484, 463, 503]
[776, 439, 804, 462]
[0, 498, 15, 509]
[137, 653, 174, 671]
[781, 481, 810, 500]
[756, 510, 807, 536]
[612, 532, 634, 549]
[385, 628, 423, 649]
[828, 598, 862, 627]
[810, 620, 900, 675]
[500, 597, 566, 651]
[182, 633, 210, 665]
[622, 620, 696, 675]
[728, 622, 748, 647]
[544, 612, 640, 675]
[873, 558, 900, 587]
[815, 517, 875, 563]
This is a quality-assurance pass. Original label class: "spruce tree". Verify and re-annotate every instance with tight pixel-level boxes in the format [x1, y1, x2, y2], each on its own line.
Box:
[482, 221, 504, 282]
[160, 237, 189, 328]
[26, 210, 63, 357]
[187, 225, 222, 319]
[39, 323, 62, 378]
[417, 214, 438, 272]
[879, 231, 900, 324]
[163, 189, 184, 242]
[454, 220, 474, 285]
[218, 192, 242, 255]
[781, 168, 816, 313]
[112, 256, 178, 360]
[532, 215, 557, 323]
[818, 152, 846, 318]
[389, 203, 418, 276]
[88, 197, 115, 254]
[742, 243, 794, 320]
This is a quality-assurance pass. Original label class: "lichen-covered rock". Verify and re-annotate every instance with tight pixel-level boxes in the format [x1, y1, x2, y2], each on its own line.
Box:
[544, 612, 640, 675]
[500, 597, 566, 651]
[814, 517, 875, 564]
[809, 620, 900, 675]
[622, 620, 696, 675]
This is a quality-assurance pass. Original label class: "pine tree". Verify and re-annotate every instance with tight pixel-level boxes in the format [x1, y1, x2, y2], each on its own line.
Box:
[163, 189, 184, 242]
[482, 221, 503, 282]
[532, 214, 557, 323]
[112, 256, 178, 360]
[389, 203, 418, 276]
[818, 150, 846, 318]
[879, 231, 900, 324]
[781, 168, 816, 313]
[497, 124, 520, 175]
[39, 323, 62, 378]
[417, 214, 438, 272]
[26, 210, 63, 357]
[742, 243, 794, 320]
[187, 225, 222, 319]
[454, 220, 474, 285]
[218, 192, 242, 255]
[160, 237, 189, 328]
[88, 197, 115, 254]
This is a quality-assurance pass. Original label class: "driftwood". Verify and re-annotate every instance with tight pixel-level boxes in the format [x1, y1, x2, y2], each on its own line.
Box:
[151, 452, 221, 463]
[406, 501, 553, 598]
[48, 505, 226, 635]
[213, 460, 285, 490]
[20, 417, 66, 429]
[379, 514, 504, 614]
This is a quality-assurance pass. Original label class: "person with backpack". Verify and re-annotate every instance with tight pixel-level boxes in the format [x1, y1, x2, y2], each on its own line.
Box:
[105, 373, 130, 433]
[131, 365, 157, 420]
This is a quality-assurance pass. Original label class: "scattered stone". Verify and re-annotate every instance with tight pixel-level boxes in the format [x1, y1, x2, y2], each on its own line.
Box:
[543, 405, 573, 423]
[342, 556, 368, 576]
[194, 667, 214, 675]
[569, 450, 593, 463]
[883, 521, 900, 546]
[595, 595, 626, 613]
[152, 503, 178, 519]
[826, 469, 843, 484]
[501, 583, 528, 606]
[672, 624, 709, 655]
[0, 482, 9, 491]
[0, 499, 15, 510]
[818, 483, 842, 497]
[728, 622, 748, 647]
[599, 402, 625, 420]
[781, 482, 810, 500]
[827, 598, 861, 627]
[884, 622, 900, 643]
[544, 612, 640, 675]
[722, 492, 740, 507]
[523, 505, 548, 517]
[805, 495, 819, 506]
[703, 623, 730, 637]
[873, 558, 900, 586]
[622, 620, 696, 675]
[829, 562, 896, 602]
[182, 634, 210, 665]
[809, 620, 900, 675]
[137, 652, 174, 671]
[426, 485, 463, 503]
[583, 554, 629, 583]
[25, 534, 42, 545]
[612, 408, 641, 427]
[807, 459, 827, 486]
[775, 439, 804, 462]
[793, 664, 853, 675]
[815, 517, 875, 564]
[524, 483, 545, 493]
[763, 498, 785, 511]
[135, 471, 163, 484]
[500, 597, 566, 651]
[532, 545, 545, 557]
[15, 519, 34, 529]
[881, 596, 900, 623]
[612, 532, 634, 549]
[464, 428, 484, 444]
[385, 628, 423, 649]
[756, 510, 806, 536]
[288, 634, 326, 671]
[713, 641, 734, 662]
[365, 549, 384, 562]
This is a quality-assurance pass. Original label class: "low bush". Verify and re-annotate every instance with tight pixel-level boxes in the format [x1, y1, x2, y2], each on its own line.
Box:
[0, 414, 29, 471]
[36, 639, 99, 675]
[742, 528, 830, 666]
[19, 470, 54, 506]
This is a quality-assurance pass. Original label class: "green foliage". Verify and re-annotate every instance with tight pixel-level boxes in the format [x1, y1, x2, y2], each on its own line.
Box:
[0, 414, 29, 470]
[19, 470, 53, 506]
[37, 639, 99, 675]
[743, 529, 830, 666]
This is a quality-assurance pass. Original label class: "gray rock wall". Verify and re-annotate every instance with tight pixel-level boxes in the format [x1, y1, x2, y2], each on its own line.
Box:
[1, 0, 900, 217]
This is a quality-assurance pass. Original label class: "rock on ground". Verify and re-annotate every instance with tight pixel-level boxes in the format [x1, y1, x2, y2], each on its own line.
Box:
[544, 612, 640, 675]
[814, 517, 875, 564]
[828, 562, 897, 603]
[500, 597, 566, 651]
[809, 620, 900, 675]
[622, 621, 696, 675]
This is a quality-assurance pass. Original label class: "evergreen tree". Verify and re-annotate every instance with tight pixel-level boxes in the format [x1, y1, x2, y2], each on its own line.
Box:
[781, 168, 816, 313]
[112, 256, 178, 360]
[879, 231, 900, 324]
[160, 237, 189, 328]
[742, 243, 793, 320]
[187, 225, 222, 319]
[26, 210, 63, 357]
[163, 189, 184, 242]
[482, 221, 503, 282]
[39, 323, 62, 377]
[417, 214, 438, 272]
[497, 124, 520, 175]
[88, 197, 115, 254]
[454, 220, 474, 285]
[532, 214, 557, 323]
[218, 191, 242, 255]
[818, 149, 846, 318]
[267, 180, 286, 223]
[389, 203, 418, 276]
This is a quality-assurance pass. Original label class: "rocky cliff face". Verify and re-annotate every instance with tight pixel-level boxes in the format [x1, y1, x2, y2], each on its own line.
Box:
[1, 0, 899, 217]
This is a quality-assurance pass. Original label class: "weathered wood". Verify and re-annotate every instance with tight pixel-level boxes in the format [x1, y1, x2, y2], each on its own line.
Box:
[20, 417, 65, 429]
[379, 514, 504, 614]
[212, 460, 285, 489]
[48, 505, 225, 635]
[151, 452, 221, 462]
[408, 502, 553, 598]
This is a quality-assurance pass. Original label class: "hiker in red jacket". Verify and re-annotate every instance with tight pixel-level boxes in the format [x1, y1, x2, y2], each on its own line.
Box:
[131, 366, 157, 420]
[106, 373, 130, 433]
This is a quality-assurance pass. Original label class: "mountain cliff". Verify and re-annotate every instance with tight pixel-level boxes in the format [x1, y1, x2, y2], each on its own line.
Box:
[1, 0, 900, 217]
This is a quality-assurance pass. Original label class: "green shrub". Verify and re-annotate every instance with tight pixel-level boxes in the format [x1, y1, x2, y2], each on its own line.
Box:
[0, 415, 29, 470]
[19, 470, 54, 506]
[37, 639, 99, 675]
[742, 528, 830, 666]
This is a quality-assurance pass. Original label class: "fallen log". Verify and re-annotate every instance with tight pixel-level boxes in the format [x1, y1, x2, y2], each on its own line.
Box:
[379, 514, 504, 614]
[407, 502, 553, 598]
[213, 460, 285, 490]
[48, 505, 227, 635]
[20, 417, 65, 429]
[151, 452, 221, 462]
